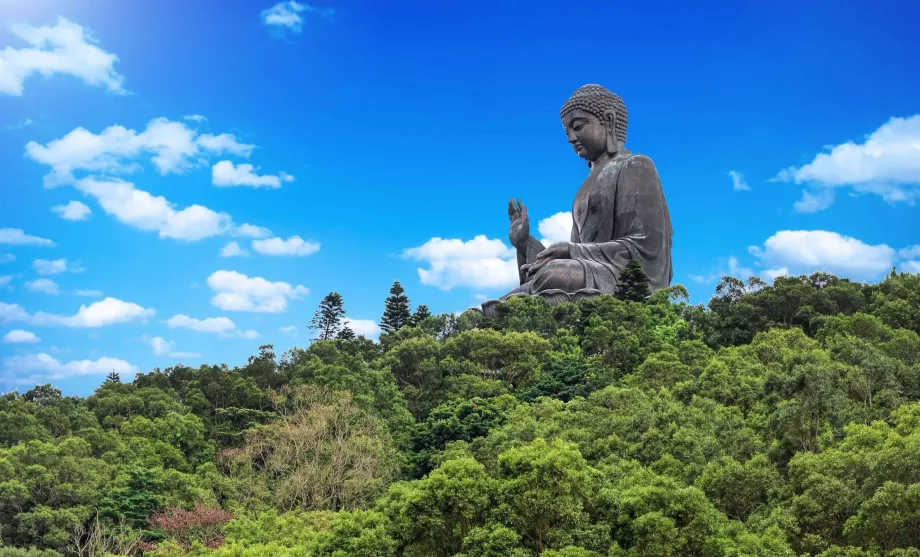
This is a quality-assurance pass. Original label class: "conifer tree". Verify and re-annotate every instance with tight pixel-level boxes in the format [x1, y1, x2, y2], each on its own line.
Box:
[381, 280, 412, 332]
[309, 292, 347, 340]
[614, 258, 652, 302]
[336, 324, 356, 340]
[408, 304, 431, 327]
[105, 371, 121, 384]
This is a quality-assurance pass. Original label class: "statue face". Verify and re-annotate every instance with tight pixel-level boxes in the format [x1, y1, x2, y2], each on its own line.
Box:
[562, 109, 607, 161]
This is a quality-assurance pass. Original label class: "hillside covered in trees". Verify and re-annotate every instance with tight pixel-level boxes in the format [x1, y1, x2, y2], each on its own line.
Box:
[3, 270, 920, 557]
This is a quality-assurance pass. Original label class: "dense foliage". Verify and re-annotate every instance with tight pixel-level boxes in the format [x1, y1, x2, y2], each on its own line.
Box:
[3, 270, 920, 556]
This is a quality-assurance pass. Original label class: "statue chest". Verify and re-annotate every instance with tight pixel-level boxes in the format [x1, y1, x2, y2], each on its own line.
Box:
[572, 161, 621, 242]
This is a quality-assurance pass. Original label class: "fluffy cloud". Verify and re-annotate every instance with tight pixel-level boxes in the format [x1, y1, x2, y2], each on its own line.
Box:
[903, 261, 920, 273]
[748, 230, 897, 279]
[280, 325, 298, 334]
[147, 336, 174, 356]
[899, 245, 920, 260]
[33, 258, 81, 275]
[25, 117, 255, 186]
[3, 329, 39, 343]
[689, 256, 755, 284]
[75, 177, 233, 241]
[212, 160, 294, 188]
[25, 278, 59, 295]
[261, 1, 334, 33]
[0, 297, 154, 328]
[251, 236, 320, 256]
[775, 115, 920, 210]
[232, 224, 273, 239]
[206, 270, 308, 312]
[537, 212, 573, 246]
[343, 318, 381, 339]
[403, 235, 519, 291]
[166, 313, 258, 339]
[220, 241, 248, 257]
[74, 289, 103, 297]
[2, 353, 138, 384]
[0, 17, 125, 96]
[51, 200, 92, 221]
[6, 117, 34, 130]
[0, 228, 53, 246]
[184, 114, 207, 123]
[728, 170, 751, 192]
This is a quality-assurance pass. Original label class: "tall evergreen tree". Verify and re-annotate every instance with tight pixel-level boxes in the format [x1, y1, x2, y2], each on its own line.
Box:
[381, 280, 412, 332]
[336, 324, 356, 340]
[614, 258, 652, 302]
[105, 371, 121, 384]
[309, 292, 347, 340]
[408, 304, 431, 327]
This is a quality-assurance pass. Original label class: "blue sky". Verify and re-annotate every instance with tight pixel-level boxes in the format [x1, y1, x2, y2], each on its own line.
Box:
[1, 0, 918, 396]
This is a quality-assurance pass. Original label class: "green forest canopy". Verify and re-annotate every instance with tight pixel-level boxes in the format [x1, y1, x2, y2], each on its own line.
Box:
[2, 270, 920, 556]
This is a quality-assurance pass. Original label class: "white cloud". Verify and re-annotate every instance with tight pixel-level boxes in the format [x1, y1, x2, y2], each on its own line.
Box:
[688, 256, 754, 284]
[403, 235, 519, 291]
[25, 278, 59, 295]
[74, 289, 103, 297]
[2, 353, 138, 384]
[184, 114, 207, 123]
[212, 160, 294, 189]
[749, 230, 897, 280]
[793, 189, 835, 214]
[537, 212, 573, 246]
[232, 223, 273, 239]
[25, 117, 255, 186]
[728, 170, 750, 192]
[903, 261, 920, 273]
[206, 270, 308, 312]
[220, 241, 248, 257]
[6, 117, 34, 130]
[763, 267, 790, 282]
[1, 297, 154, 328]
[238, 329, 259, 339]
[775, 114, 920, 210]
[343, 318, 381, 339]
[261, 1, 308, 32]
[280, 325, 298, 334]
[3, 329, 39, 343]
[33, 258, 82, 275]
[899, 245, 920, 260]
[167, 314, 236, 334]
[0, 253, 14, 264]
[51, 200, 92, 221]
[251, 236, 320, 256]
[74, 177, 233, 241]
[147, 335, 174, 356]
[170, 351, 202, 359]
[0, 17, 125, 96]
[0, 228, 53, 246]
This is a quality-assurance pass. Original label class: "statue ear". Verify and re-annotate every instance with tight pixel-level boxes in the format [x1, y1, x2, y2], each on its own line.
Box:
[605, 112, 618, 155]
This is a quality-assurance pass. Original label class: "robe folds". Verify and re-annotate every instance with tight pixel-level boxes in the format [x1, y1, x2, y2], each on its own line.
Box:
[508, 152, 673, 298]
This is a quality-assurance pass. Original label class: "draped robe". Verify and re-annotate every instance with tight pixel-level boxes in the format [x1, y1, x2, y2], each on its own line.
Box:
[503, 152, 673, 300]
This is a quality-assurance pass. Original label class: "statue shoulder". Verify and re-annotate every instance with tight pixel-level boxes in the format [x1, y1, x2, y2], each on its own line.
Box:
[623, 153, 658, 172]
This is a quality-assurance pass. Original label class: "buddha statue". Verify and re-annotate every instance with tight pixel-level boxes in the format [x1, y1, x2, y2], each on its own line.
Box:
[479, 84, 673, 317]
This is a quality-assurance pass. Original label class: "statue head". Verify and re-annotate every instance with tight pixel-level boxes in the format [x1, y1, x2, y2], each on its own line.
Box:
[560, 84, 628, 164]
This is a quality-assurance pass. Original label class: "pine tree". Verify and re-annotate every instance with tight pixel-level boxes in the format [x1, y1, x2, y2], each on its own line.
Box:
[381, 280, 412, 333]
[105, 371, 121, 384]
[408, 304, 431, 327]
[336, 324, 356, 340]
[614, 258, 652, 302]
[309, 292, 347, 340]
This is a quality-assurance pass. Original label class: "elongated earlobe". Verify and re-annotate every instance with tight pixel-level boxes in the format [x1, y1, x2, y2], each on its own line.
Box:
[605, 114, 618, 155]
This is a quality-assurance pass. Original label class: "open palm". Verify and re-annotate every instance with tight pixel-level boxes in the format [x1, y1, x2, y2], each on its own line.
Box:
[508, 197, 530, 250]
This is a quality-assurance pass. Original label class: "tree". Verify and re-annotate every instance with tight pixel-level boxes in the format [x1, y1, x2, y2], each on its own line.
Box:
[105, 371, 121, 384]
[381, 281, 412, 333]
[409, 304, 432, 327]
[310, 292, 347, 341]
[614, 258, 651, 302]
[337, 324, 356, 340]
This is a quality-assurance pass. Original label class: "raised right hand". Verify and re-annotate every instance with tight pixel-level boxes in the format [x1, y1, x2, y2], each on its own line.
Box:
[508, 197, 530, 250]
